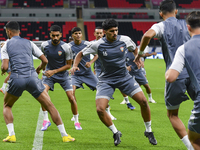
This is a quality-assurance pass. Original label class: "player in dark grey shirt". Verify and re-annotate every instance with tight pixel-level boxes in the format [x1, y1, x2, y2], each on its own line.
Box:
[1, 21, 75, 143]
[70, 19, 157, 146]
[166, 11, 200, 150]
[41, 25, 82, 131]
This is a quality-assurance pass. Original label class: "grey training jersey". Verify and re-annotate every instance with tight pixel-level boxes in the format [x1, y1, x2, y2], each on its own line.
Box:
[82, 35, 136, 82]
[170, 34, 200, 95]
[1, 36, 43, 78]
[151, 17, 190, 79]
[69, 40, 92, 75]
[41, 40, 72, 75]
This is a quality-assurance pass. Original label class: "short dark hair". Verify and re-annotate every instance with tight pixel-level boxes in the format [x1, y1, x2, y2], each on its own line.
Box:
[159, 0, 176, 15]
[5, 21, 20, 31]
[102, 19, 118, 30]
[186, 11, 200, 29]
[50, 25, 61, 32]
[71, 27, 81, 34]
[95, 26, 103, 31]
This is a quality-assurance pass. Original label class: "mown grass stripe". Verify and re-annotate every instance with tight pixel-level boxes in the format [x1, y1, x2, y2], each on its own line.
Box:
[32, 108, 44, 150]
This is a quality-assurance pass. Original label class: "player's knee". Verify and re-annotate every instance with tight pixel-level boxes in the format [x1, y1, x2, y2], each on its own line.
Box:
[139, 97, 148, 108]
[167, 110, 178, 119]
[96, 105, 104, 115]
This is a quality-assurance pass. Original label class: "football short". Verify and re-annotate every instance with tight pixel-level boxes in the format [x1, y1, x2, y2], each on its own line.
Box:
[7, 76, 45, 98]
[95, 69, 101, 79]
[188, 95, 200, 134]
[141, 68, 146, 76]
[96, 76, 142, 100]
[42, 73, 73, 91]
[71, 70, 98, 90]
[132, 70, 148, 85]
[165, 78, 191, 110]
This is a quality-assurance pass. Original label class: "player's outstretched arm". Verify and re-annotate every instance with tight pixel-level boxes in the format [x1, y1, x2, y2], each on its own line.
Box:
[85, 54, 98, 68]
[69, 51, 83, 75]
[36, 54, 48, 74]
[134, 29, 156, 67]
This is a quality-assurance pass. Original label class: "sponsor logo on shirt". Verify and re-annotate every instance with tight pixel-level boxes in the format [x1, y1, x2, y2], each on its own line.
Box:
[58, 51, 62, 56]
[120, 47, 124, 52]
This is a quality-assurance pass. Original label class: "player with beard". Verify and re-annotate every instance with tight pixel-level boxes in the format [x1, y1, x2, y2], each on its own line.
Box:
[40, 25, 82, 131]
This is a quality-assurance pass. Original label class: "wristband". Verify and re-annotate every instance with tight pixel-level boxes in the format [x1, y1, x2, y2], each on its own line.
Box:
[138, 50, 144, 55]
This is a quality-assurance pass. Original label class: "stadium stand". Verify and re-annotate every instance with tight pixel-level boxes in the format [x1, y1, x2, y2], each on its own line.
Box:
[93, 0, 146, 8]
[91, 12, 152, 19]
[12, 0, 63, 8]
[174, 0, 200, 8]
[84, 21, 159, 46]
[0, 21, 77, 42]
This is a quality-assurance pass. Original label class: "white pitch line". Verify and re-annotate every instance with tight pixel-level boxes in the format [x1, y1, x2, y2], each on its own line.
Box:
[32, 108, 44, 150]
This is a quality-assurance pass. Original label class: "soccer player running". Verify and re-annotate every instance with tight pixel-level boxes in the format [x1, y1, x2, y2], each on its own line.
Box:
[92, 26, 117, 120]
[125, 50, 156, 103]
[1, 21, 75, 143]
[94, 26, 135, 111]
[134, 0, 193, 149]
[40, 25, 82, 130]
[69, 27, 99, 121]
[166, 11, 200, 150]
[70, 19, 157, 146]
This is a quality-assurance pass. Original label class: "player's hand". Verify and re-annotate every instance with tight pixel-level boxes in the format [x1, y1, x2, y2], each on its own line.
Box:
[44, 70, 56, 78]
[152, 52, 157, 55]
[0, 42, 5, 48]
[126, 65, 132, 71]
[69, 66, 80, 75]
[85, 62, 91, 68]
[134, 55, 142, 69]
[35, 68, 41, 75]
[1, 71, 6, 76]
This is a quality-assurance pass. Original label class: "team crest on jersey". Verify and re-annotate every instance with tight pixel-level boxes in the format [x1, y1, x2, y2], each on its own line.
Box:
[120, 47, 124, 52]
[103, 49, 108, 56]
[58, 51, 62, 56]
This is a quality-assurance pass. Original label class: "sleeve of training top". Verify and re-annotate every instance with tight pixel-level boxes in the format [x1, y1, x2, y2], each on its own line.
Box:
[61, 43, 73, 60]
[150, 22, 164, 39]
[169, 45, 185, 73]
[1, 41, 9, 59]
[31, 41, 43, 58]
[120, 36, 136, 52]
[82, 41, 99, 56]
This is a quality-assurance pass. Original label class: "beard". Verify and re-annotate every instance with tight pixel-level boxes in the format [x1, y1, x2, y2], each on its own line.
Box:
[52, 39, 60, 45]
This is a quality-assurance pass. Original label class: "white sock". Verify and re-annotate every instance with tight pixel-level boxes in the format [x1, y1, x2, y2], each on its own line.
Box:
[43, 111, 49, 121]
[144, 121, 152, 132]
[57, 124, 68, 137]
[2, 83, 7, 89]
[124, 96, 130, 103]
[148, 93, 152, 100]
[181, 135, 194, 150]
[73, 114, 79, 124]
[108, 124, 118, 134]
[7, 123, 15, 136]
[106, 106, 110, 113]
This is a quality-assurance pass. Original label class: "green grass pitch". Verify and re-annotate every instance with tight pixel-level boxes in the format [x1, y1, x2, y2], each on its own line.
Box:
[0, 59, 193, 150]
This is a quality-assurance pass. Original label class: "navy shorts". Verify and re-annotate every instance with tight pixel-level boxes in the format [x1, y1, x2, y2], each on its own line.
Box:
[132, 70, 148, 86]
[42, 73, 73, 91]
[71, 71, 98, 90]
[7, 76, 45, 98]
[95, 69, 101, 79]
[96, 77, 142, 100]
[188, 94, 200, 134]
[165, 78, 191, 110]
